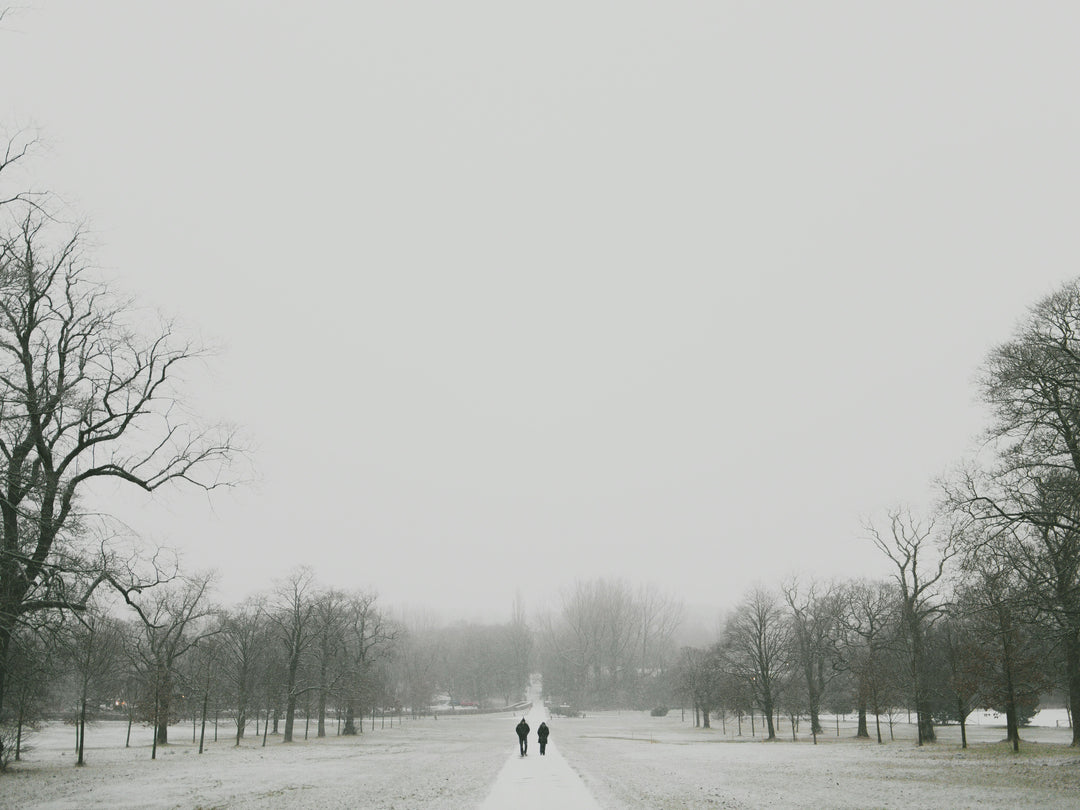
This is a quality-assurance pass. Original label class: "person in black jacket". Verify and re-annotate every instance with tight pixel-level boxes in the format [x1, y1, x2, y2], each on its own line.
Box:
[515, 717, 530, 756]
[537, 721, 549, 755]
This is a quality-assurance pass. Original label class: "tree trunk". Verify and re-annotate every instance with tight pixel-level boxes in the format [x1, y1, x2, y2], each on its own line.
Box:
[803, 656, 822, 735]
[1005, 700, 1020, 752]
[343, 700, 358, 735]
[284, 694, 297, 743]
[156, 671, 171, 745]
[1004, 665, 1020, 752]
[235, 704, 247, 746]
[262, 695, 270, 747]
[283, 645, 301, 743]
[0, 623, 11, 765]
[77, 696, 87, 765]
[955, 694, 968, 749]
[1064, 629, 1080, 747]
[916, 699, 936, 744]
[317, 688, 327, 738]
[151, 679, 160, 760]
[908, 606, 936, 745]
[762, 695, 776, 740]
[856, 704, 869, 738]
[315, 641, 332, 737]
[199, 669, 210, 754]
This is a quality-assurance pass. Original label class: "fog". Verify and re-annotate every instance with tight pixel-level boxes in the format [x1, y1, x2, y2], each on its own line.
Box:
[3, 1, 1079, 623]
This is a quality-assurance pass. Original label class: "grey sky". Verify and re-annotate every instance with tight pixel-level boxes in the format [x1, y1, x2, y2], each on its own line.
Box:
[3, 2, 1078, 621]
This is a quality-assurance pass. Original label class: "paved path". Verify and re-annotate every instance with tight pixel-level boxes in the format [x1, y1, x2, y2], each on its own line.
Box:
[478, 683, 601, 810]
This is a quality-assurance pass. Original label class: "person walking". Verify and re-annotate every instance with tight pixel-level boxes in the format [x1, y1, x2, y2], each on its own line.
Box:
[537, 721, 549, 755]
[515, 717, 530, 756]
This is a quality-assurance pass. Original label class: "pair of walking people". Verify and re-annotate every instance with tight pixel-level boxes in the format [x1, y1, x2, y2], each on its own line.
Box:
[514, 717, 549, 756]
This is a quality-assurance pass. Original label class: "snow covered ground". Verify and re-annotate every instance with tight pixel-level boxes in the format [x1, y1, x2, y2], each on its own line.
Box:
[558, 709, 1080, 809]
[4, 706, 1080, 809]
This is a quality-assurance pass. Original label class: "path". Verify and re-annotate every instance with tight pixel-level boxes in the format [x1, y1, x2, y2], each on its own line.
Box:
[478, 679, 601, 809]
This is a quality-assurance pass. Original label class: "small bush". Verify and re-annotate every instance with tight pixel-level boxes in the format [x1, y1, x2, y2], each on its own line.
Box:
[650, 707, 669, 717]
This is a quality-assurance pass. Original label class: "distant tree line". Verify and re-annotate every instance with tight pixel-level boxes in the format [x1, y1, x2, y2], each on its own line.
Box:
[671, 279, 1080, 751]
[670, 558, 1054, 751]
[537, 580, 683, 710]
[1, 563, 540, 768]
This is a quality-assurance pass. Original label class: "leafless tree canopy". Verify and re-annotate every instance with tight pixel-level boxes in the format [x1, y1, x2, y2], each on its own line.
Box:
[0, 139, 240, 744]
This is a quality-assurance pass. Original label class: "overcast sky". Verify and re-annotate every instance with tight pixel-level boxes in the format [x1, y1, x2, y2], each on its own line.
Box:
[3, 2, 1079, 623]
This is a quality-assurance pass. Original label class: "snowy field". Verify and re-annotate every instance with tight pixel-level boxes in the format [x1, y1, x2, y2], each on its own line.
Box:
[4, 708, 1080, 809]
[559, 709, 1080, 809]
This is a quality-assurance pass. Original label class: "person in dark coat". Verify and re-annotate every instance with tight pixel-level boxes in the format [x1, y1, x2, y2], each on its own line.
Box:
[537, 721, 549, 755]
[515, 717, 530, 755]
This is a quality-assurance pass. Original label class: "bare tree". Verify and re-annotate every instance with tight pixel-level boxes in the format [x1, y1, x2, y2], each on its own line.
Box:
[0, 129, 38, 210]
[955, 549, 1049, 752]
[63, 607, 125, 765]
[723, 588, 791, 740]
[341, 591, 393, 735]
[637, 583, 683, 706]
[955, 471, 1080, 746]
[267, 569, 320, 743]
[867, 509, 959, 745]
[0, 621, 57, 769]
[674, 645, 725, 728]
[393, 613, 439, 718]
[979, 280, 1080, 495]
[219, 598, 268, 745]
[184, 626, 227, 754]
[125, 574, 219, 757]
[782, 578, 840, 736]
[310, 588, 349, 737]
[835, 580, 902, 743]
[955, 278, 1080, 745]
[0, 210, 240, 744]
[936, 609, 983, 750]
[541, 579, 643, 708]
